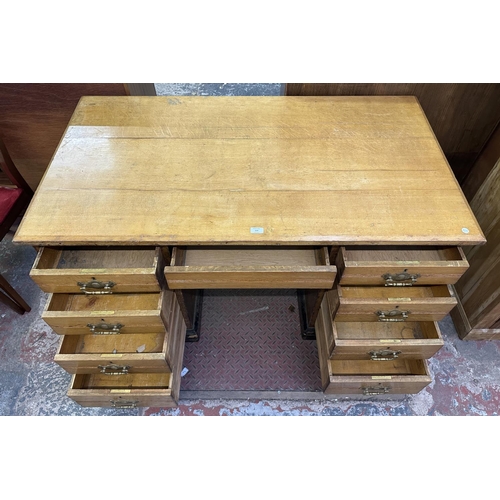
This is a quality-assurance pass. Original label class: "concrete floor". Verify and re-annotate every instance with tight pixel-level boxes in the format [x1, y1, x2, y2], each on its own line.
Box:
[1, 83, 500, 416]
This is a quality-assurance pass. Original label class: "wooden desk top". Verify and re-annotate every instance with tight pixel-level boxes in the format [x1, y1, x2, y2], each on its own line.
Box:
[14, 96, 485, 246]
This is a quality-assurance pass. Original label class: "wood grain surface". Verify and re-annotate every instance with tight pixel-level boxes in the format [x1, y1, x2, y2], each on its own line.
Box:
[13, 96, 485, 246]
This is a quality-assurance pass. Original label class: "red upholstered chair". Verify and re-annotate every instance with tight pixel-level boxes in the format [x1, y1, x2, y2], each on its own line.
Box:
[0, 138, 34, 314]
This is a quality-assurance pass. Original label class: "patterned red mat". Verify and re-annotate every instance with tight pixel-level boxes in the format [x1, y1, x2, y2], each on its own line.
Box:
[180, 290, 323, 391]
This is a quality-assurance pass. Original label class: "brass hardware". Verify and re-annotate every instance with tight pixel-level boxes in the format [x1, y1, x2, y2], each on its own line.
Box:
[98, 364, 130, 375]
[77, 280, 116, 294]
[369, 349, 402, 361]
[382, 272, 420, 286]
[362, 386, 390, 395]
[376, 310, 410, 322]
[87, 322, 124, 334]
[110, 400, 138, 409]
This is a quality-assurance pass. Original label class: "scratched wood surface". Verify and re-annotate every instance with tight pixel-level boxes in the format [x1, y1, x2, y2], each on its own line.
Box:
[13, 96, 485, 246]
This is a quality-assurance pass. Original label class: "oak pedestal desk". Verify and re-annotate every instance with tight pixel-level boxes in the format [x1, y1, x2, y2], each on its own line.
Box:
[13, 96, 485, 408]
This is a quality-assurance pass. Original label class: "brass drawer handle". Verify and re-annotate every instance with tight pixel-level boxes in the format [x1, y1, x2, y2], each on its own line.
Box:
[369, 349, 402, 361]
[110, 400, 138, 409]
[98, 364, 130, 375]
[87, 322, 124, 334]
[362, 386, 390, 396]
[382, 272, 420, 286]
[376, 310, 410, 322]
[77, 280, 116, 294]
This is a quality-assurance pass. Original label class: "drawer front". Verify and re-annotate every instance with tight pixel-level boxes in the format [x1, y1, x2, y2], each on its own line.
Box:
[67, 373, 176, 408]
[325, 359, 431, 395]
[165, 246, 337, 289]
[42, 291, 170, 335]
[30, 246, 165, 293]
[337, 246, 468, 286]
[54, 333, 172, 374]
[332, 285, 457, 322]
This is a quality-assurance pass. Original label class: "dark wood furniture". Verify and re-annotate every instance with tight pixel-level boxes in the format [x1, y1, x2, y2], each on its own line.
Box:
[0, 83, 157, 191]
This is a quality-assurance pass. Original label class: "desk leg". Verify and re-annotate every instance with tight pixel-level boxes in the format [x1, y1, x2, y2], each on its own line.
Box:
[297, 289, 326, 340]
[174, 289, 203, 342]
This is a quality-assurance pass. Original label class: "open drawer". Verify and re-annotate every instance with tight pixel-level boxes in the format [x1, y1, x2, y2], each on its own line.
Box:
[54, 289, 182, 374]
[30, 246, 166, 293]
[329, 284, 457, 322]
[336, 246, 468, 286]
[325, 359, 432, 395]
[66, 296, 186, 408]
[67, 373, 177, 408]
[165, 246, 337, 289]
[55, 332, 173, 374]
[42, 291, 171, 335]
[318, 293, 444, 359]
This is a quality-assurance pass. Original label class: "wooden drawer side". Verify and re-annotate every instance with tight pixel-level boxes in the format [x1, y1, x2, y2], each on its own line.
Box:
[314, 297, 333, 391]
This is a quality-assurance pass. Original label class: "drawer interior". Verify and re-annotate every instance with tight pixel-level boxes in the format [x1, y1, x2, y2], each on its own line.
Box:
[330, 359, 428, 376]
[174, 246, 329, 266]
[58, 332, 165, 355]
[339, 285, 452, 299]
[36, 246, 157, 270]
[72, 372, 171, 390]
[47, 293, 160, 312]
[335, 321, 440, 340]
[343, 245, 463, 263]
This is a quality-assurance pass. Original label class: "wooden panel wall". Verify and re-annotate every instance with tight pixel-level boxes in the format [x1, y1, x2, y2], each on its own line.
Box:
[461, 124, 500, 201]
[451, 123, 500, 339]
[0, 83, 156, 190]
[285, 84, 500, 184]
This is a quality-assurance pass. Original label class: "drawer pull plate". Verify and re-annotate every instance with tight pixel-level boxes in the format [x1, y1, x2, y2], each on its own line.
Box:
[376, 310, 410, 322]
[87, 322, 124, 334]
[382, 272, 420, 286]
[369, 349, 402, 361]
[362, 386, 390, 396]
[110, 400, 138, 408]
[77, 280, 116, 294]
[98, 364, 130, 375]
